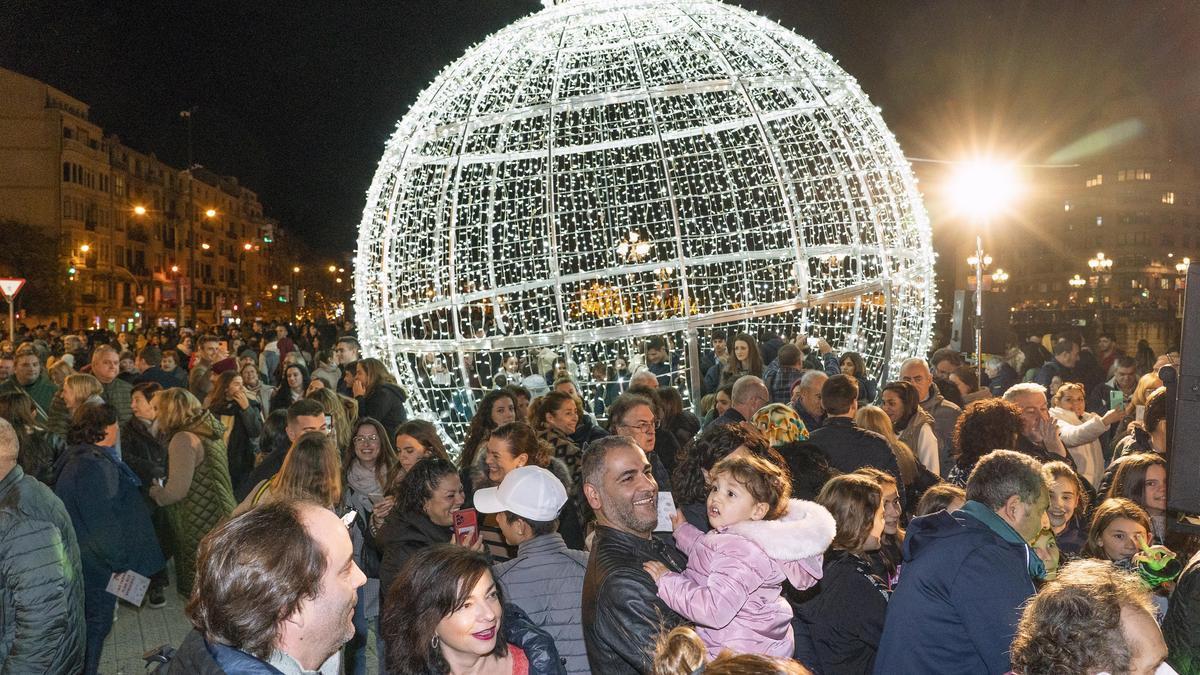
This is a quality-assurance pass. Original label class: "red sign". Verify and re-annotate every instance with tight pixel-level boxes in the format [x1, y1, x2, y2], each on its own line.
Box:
[0, 278, 25, 301]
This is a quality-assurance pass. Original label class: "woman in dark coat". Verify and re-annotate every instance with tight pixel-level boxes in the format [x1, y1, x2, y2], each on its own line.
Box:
[376, 457, 473, 601]
[353, 357, 408, 440]
[54, 401, 165, 675]
[206, 370, 264, 490]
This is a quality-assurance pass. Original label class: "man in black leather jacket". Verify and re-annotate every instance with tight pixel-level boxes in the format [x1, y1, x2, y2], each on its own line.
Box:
[581, 436, 687, 674]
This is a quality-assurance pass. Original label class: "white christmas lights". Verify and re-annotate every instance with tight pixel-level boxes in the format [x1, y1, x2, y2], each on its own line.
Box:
[355, 0, 936, 442]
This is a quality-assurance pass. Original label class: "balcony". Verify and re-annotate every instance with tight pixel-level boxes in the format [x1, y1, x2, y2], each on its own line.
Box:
[128, 225, 150, 243]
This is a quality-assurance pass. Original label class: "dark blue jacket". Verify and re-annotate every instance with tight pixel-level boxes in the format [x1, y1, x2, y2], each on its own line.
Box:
[873, 509, 1036, 675]
[53, 444, 165, 588]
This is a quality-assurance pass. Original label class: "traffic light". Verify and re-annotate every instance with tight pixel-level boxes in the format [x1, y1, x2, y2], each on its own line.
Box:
[68, 266, 77, 280]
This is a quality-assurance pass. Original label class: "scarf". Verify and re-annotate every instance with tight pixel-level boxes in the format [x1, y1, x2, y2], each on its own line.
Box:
[347, 460, 381, 497]
[960, 500, 1046, 580]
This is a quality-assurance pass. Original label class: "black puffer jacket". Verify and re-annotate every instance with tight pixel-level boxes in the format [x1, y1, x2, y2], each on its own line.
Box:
[582, 526, 688, 674]
[357, 382, 407, 440]
[506, 602, 567, 675]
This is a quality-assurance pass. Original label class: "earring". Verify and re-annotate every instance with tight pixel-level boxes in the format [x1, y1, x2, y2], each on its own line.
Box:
[431, 635, 440, 650]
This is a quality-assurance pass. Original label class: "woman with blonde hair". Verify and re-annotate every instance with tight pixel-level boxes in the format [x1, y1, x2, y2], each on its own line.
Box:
[147, 387, 235, 596]
[62, 373, 103, 407]
[306, 386, 354, 453]
[232, 431, 343, 515]
[47, 356, 73, 388]
[47, 373, 105, 435]
[854, 405, 918, 489]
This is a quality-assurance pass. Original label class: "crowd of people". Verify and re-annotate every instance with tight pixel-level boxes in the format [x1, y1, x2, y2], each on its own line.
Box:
[0, 319, 1196, 675]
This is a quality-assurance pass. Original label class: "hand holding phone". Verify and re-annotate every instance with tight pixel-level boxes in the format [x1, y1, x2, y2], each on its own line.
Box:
[452, 508, 478, 546]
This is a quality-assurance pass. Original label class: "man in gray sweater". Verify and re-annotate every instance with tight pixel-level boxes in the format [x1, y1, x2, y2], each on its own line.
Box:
[476, 466, 590, 674]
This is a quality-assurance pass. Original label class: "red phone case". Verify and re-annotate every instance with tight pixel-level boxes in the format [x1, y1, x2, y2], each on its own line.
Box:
[452, 508, 478, 544]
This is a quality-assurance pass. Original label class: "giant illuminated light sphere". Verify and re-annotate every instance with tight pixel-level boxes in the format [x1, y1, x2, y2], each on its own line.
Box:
[355, 0, 935, 440]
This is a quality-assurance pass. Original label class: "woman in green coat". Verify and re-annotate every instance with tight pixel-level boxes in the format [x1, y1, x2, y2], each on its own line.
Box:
[148, 387, 236, 596]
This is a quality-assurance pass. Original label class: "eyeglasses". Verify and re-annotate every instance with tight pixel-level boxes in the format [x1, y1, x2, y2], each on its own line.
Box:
[619, 420, 657, 433]
[353, 434, 379, 444]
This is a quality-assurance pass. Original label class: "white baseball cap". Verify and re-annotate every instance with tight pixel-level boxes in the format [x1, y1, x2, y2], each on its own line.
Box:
[473, 466, 568, 522]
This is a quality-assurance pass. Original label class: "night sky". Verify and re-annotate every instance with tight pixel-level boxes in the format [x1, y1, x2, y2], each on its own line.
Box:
[2, 1, 1196, 252]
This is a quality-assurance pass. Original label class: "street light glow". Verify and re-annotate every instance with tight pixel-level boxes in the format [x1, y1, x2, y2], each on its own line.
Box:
[293, 266, 300, 273]
[244, 242, 253, 251]
[328, 265, 337, 273]
[133, 205, 147, 216]
[205, 208, 217, 218]
[79, 244, 90, 253]
[201, 243, 211, 250]
[947, 159, 1023, 219]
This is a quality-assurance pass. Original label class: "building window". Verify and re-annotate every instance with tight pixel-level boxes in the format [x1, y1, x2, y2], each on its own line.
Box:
[1096, 216, 1103, 226]
[1086, 174, 1103, 188]
[63, 162, 71, 182]
[1064, 201, 1073, 212]
[1163, 192, 1175, 205]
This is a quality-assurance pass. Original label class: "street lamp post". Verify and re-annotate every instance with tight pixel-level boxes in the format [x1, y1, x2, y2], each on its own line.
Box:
[1088, 252, 1114, 328]
[948, 159, 1022, 384]
[966, 248, 992, 382]
[291, 266, 300, 322]
[171, 265, 182, 326]
[240, 242, 252, 323]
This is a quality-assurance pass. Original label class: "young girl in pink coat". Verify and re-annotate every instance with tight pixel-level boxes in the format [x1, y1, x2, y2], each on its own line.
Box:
[644, 454, 835, 658]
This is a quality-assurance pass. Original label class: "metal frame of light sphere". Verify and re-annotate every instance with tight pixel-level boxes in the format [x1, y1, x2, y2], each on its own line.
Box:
[354, 0, 936, 444]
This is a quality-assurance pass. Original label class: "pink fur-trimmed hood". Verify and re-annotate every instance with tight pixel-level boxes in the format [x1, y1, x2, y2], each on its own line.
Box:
[727, 499, 836, 561]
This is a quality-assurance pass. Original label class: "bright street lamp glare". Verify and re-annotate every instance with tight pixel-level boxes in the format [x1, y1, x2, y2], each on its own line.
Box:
[133, 205, 146, 216]
[205, 208, 217, 218]
[948, 160, 1022, 219]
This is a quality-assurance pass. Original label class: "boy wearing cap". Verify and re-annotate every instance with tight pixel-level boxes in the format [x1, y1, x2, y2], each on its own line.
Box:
[476, 466, 590, 674]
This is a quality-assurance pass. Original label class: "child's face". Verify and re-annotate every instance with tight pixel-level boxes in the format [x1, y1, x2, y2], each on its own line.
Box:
[1031, 528, 1061, 580]
[1099, 517, 1148, 561]
[706, 473, 767, 530]
[1047, 478, 1078, 529]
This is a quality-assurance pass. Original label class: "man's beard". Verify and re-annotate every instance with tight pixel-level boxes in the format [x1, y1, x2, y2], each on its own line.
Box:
[608, 490, 658, 534]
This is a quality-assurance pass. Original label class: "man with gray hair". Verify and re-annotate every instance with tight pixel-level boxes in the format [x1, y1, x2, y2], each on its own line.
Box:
[791, 369, 827, 431]
[876, 450, 1049, 674]
[1004, 382, 1070, 464]
[0, 416, 85, 672]
[581, 436, 686, 674]
[628, 368, 659, 390]
[710, 374, 769, 427]
[900, 356, 961, 477]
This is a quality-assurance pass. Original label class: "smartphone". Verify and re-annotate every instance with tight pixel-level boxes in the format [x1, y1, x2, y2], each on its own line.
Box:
[452, 508, 478, 545]
[806, 337, 819, 350]
[1109, 389, 1125, 411]
[324, 414, 333, 436]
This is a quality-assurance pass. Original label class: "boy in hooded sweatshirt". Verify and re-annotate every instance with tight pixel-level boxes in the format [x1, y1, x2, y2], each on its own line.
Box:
[644, 455, 835, 658]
